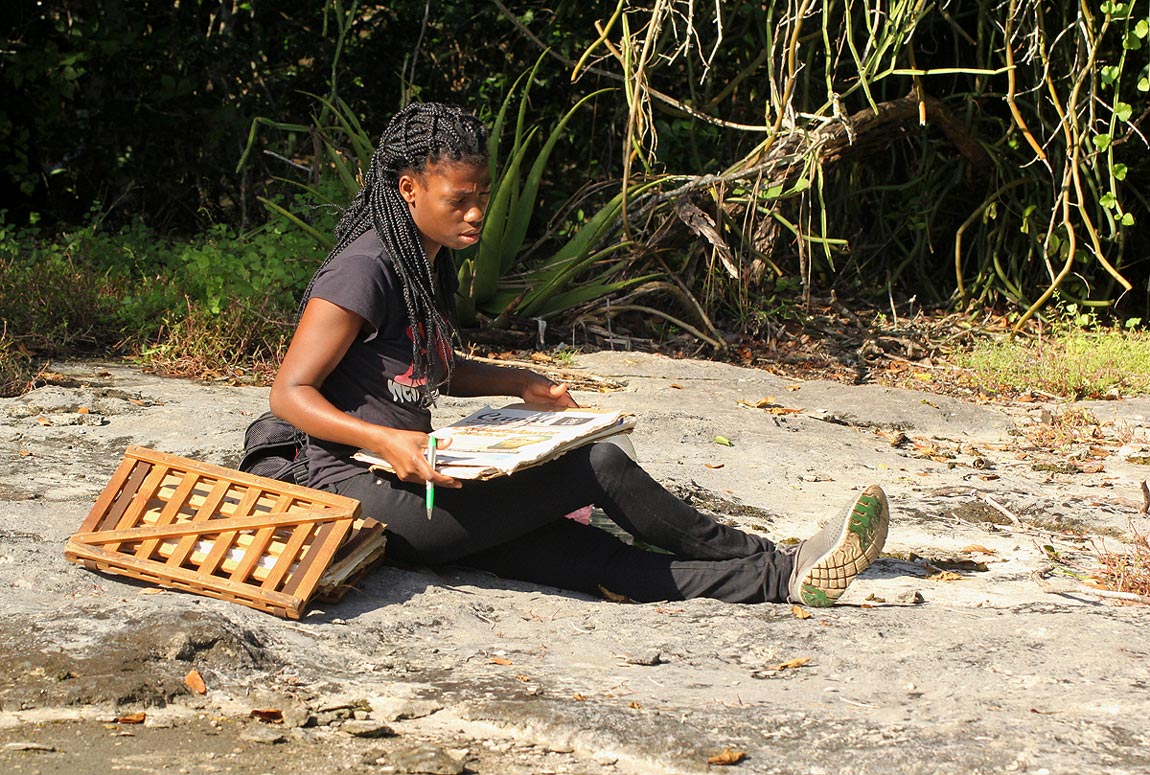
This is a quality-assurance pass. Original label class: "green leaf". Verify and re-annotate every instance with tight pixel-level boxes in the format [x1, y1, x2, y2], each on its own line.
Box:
[1114, 163, 1128, 180]
[1100, 192, 1119, 210]
[472, 130, 534, 304]
[1093, 133, 1112, 151]
[713, 435, 734, 447]
[1101, 65, 1121, 86]
[534, 271, 659, 318]
[1136, 19, 1149, 38]
[257, 197, 332, 250]
[500, 88, 612, 273]
[1116, 102, 1133, 122]
[487, 69, 529, 190]
[1121, 212, 1135, 226]
[1124, 31, 1143, 50]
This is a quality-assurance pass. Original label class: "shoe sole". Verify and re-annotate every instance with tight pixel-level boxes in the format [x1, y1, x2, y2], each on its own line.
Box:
[798, 485, 889, 607]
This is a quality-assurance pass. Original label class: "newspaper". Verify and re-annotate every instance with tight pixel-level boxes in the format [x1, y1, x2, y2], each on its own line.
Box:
[353, 404, 635, 480]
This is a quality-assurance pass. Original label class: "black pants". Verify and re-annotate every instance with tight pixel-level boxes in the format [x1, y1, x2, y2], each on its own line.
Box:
[331, 442, 793, 603]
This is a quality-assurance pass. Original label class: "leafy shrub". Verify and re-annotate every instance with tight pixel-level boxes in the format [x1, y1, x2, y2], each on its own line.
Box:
[0, 204, 329, 389]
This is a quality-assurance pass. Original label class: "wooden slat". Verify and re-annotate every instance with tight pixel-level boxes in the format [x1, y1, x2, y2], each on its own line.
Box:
[78, 455, 140, 533]
[280, 518, 352, 598]
[95, 460, 152, 534]
[229, 493, 294, 584]
[105, 462, 169, 554]
[66, 542, 305, 617]
[134, 470, 200, 560]
[117, 530, 287, 583]
[262, 513, 319, 591]
[75, 509, 354, 544]
[122, 445, 358, 511]
[196, 483, 266, 577]
[141, 510, 294, 582]
[164, 477, 230, 568]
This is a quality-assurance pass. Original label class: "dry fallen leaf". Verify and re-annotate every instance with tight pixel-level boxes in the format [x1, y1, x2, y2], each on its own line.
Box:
[738, 397, 776, 409]
[791, 605, 811, 620]
[785, 384, 801, 392]
[573, 693, 586, 701]
[927, 570, 963, 581]
[669, 383, 685, 389]
[960, 544, 997, 555]
[529, 352, 553, 363]
[514, 674, 531, 683]
[18, 449, 31, 457]
[704, 463, 725, 469]
[36, 416, 52, 426]
[184, 669, 207, 695]
[249, 709, 284, 723]
[707, 748, 746, 765]
[78, 406, 90, 414]
[767, 656, 811, 671]
[598, 585, 630, 603]
[489, 657, 513, 666]
[115, 712, 146, 724]
[628, 701, 642, 710]
[876, 429, 910, 447]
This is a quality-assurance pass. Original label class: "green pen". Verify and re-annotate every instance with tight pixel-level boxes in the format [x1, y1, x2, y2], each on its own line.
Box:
[425, 434, 437, 520]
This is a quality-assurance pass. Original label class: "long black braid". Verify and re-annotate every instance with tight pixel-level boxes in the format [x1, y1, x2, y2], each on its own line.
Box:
[302, 103, 488, 407]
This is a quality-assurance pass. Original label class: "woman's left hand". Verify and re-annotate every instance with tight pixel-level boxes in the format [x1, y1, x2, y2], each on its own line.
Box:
[520, 374, 579, 408]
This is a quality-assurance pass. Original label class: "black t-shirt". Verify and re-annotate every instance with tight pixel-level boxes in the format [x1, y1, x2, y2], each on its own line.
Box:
[304, 230, 435, 489]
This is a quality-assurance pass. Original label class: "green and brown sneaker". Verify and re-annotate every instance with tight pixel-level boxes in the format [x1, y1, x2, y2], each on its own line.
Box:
[787, 485, 889, 607]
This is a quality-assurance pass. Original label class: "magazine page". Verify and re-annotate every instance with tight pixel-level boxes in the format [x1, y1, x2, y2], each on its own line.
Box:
[352, 404, 634, 479]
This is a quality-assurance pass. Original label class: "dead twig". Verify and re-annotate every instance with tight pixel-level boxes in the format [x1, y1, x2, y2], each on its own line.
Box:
[976, 492, 1025, 528]
[1033, 566, 1150, 606]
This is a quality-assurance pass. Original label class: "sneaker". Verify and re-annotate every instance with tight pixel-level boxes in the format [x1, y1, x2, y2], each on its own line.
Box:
[787, 485, 889, 607]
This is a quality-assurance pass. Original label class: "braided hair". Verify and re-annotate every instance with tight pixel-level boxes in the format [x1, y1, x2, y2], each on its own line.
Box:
[303, 102, 489, 407]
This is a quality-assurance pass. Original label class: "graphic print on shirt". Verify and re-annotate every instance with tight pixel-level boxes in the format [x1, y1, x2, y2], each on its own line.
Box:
[388, 323, 451, 403]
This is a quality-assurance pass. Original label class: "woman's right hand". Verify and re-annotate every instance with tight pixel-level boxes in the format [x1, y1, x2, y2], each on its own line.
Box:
[369, 429, 461, 488]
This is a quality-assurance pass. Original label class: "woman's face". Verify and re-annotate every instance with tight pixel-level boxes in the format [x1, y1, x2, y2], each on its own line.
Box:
[399, 159, 491, 261]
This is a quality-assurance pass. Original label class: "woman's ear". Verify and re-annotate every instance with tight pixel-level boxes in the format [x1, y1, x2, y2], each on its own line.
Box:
[398, 173, 417, 206]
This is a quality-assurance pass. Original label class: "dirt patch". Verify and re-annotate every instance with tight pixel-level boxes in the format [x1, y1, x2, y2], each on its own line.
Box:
[0, 612, 266, 711]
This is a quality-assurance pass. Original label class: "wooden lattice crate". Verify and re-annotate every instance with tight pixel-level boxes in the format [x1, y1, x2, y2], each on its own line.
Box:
[65, 445, 382, 619]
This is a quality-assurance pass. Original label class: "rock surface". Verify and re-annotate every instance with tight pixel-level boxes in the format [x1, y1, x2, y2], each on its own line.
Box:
[2, 352, 1149, 774]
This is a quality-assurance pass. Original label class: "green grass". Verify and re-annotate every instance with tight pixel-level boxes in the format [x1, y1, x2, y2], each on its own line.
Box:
[0, 212, 322, 397]
[957, 325, 1150, 399]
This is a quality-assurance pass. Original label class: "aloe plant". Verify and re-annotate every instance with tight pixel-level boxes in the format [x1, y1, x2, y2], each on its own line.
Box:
[454, 52, 620, 325]
[242, 61, 651, 329]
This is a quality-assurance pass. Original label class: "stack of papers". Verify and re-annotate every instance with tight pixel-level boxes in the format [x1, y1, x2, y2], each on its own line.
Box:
[354, 404, 635, 480]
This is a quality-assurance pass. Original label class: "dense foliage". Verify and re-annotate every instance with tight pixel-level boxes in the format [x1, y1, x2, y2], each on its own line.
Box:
[1, 0, 1148, 392]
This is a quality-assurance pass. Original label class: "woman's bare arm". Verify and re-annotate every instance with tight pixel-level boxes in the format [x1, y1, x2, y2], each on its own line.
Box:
[269, 298, 458, 487]
[447, 358, 578, 407]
